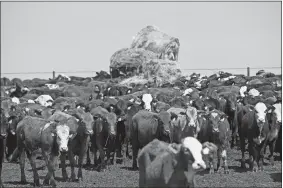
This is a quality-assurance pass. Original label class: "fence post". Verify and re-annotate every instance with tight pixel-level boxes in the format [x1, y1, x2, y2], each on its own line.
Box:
[53, 71, 55, 79]
[247, 67, 250, 77]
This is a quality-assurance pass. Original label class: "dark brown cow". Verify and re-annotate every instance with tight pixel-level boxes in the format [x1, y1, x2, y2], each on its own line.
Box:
[131, 110, 172, 170]
[197, 109, 230, 174]
[89, 107, 117, 171]
[0, 108, 9, 188]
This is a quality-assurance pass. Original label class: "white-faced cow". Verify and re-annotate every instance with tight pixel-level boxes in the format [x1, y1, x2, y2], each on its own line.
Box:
[138, 137, 218, 188]
[240, 102, 272, 172]
[9, 116, 72, 187]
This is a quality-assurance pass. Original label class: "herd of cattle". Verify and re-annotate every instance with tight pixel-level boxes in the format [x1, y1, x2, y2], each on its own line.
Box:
[0, 71, 282, 188]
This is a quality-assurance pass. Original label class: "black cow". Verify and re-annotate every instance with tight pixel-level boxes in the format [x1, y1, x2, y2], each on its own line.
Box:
[0, 108, 9, 188]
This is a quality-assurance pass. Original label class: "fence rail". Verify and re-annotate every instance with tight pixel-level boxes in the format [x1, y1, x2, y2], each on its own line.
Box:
[1, 66, 281, 79]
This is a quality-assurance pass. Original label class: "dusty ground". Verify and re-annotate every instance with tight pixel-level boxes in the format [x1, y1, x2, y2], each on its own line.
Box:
[1, 147, 282, 187]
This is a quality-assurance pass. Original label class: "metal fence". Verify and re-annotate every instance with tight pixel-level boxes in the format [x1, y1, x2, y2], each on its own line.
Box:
[1, 66, 281, 80]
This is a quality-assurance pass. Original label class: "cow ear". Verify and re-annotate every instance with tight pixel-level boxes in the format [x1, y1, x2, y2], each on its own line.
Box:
[265, 105, 275, 113]
[180, 111, 186, 116]
[170, 112, 178, 121]
[248, 105, 255, 111]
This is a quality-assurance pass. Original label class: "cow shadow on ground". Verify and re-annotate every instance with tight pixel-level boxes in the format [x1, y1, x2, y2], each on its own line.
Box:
[27, 165, 47, 172]
[270, 172, 282, 182]
[228, 165, 250, 173]
[4, 180, 34, 186]
[120, 166, 138, 171]
[274, 155, 282, 162]
[37, 175, 79, 182]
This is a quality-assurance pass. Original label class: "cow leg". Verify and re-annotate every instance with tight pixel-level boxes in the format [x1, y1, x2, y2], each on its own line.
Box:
[43, 154, 58, 187]
[78, 137, 90, 182]
[0, 164, 2, 188]
[115, 135, 123, 164]
[68, 151, 76, 182]
[240, 136, 246, 168]
[93, 147, 98, 169]
[96, 145, 106, 172]
[132, 144, 139, 170]
[249, 144, 258, 172]
[209, 154, 215, 174]
[25, 150, 40, 186]
[216, 149, 221, 172]
[96, 135, 106, 172]
[222, 149, 229, 174]
[60, 153, 68, 181]
[268, 140, 276, 166]
[42, 151, 51, 185]
[19, 149, 27, 184]
[106, 136, 115, 166]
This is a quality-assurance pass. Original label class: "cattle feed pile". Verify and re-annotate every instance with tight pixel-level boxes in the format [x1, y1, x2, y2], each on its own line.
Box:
[110, 25, 182, 86]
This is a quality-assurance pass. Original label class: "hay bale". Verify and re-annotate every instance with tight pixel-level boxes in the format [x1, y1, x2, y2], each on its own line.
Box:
[131, 25, 180, 61]
[110, 48, 159, 69]
[143, 59, 182, 86]
[119, 75, 149, 87]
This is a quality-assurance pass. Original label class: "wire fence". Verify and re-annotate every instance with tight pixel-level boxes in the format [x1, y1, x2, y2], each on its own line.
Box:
[1, 66, 281, 80]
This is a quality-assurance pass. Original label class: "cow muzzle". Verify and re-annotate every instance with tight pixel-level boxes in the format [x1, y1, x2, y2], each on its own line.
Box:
[192, 160, 206, 170]
[85, 130, 93, 135]
[60, 146, 68, 153]
[0, 133, 7, 138]
[10, 130, 16, 135]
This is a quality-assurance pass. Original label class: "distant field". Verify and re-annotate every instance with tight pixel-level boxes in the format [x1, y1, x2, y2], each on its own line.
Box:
[1, 147, 282, 187]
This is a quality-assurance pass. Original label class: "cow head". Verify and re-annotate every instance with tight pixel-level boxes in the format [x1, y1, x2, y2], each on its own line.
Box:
[8, 107, 26, 135]
[225, 93, 237, 112]
[208, 111, 227, 133]
[185, 107, 200, 137]
[254, 102, 268, 124]
[141, 94, 153, 111]
[266, 103, 282, 138]
[0, 108, 9, 138]
[177, 137, 214, 170]
[52, 123, 73, 153]
[105, 112, 117, 136]
[157, 111, 171, 142]
[72, 112, 94, 135]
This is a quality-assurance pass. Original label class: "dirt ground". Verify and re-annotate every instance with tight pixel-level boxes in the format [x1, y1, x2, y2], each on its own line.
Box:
[1, 147, 282, 187]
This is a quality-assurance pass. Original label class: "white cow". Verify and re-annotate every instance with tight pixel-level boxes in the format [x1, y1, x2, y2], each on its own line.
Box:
[45, 84, 59, 90]
[11, 97, 20, 104]
[248, 88, 260, 97]
[35, 95, 54, 107]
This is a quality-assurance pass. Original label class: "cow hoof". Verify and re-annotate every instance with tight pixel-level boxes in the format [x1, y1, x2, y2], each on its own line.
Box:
[62, 175, 68, 181]
[116, 159, 123, 164]
[241, 161, 246, 169]
[209, 169, 215, 174]
[34, 180, 40, 187]
[252, 167, 258, 172]
[50, 180, 56, 188]
[20, 180, 28, 184]
[224, 169, 230, 174]
[78, 178, 83, 183]
[132, 166, 138, 171]
[43, 179, 49, 185]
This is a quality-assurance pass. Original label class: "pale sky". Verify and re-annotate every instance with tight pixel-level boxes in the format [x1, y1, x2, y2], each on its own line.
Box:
[1, 1, 282, 80]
